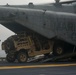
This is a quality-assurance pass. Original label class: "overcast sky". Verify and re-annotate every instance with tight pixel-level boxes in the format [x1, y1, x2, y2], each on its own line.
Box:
[0, 0, 68, 50]
[0, 0, 68, 5]
[0, 0, 54, 5]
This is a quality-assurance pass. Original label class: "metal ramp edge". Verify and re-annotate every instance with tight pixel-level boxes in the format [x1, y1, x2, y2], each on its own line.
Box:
[40, 52, 76, 63]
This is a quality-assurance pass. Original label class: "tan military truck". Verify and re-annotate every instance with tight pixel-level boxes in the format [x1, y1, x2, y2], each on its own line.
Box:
[2, 32, 54, 63]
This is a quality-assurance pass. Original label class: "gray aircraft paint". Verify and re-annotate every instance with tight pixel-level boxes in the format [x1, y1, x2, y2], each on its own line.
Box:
[15, 8, 76, 45]
[0, 1, 76, 46]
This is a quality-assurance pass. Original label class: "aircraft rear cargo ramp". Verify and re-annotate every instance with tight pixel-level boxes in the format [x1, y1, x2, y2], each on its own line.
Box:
[14, 9, 76, 45]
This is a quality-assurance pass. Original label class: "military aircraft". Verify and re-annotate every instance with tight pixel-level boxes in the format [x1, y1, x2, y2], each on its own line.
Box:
[0, 0, 76, 35]
[1, 0, 76, 63]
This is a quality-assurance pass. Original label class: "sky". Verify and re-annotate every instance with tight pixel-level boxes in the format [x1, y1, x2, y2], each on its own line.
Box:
[0, 0, 68, 5]
[0, 0, 54, 5]
[0, 0, 68, 52]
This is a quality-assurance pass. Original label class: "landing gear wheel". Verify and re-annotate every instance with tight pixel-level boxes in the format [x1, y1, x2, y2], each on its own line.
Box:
[17, 52, 28, 63]
[6, 54, 15, 62]
[53, 44, 64, 56]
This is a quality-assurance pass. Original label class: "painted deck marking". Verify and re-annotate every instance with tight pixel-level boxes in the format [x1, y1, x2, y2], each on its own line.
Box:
[0, 63, 76, 70]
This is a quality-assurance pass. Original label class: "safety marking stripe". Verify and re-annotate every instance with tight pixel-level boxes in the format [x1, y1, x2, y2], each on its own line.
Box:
[0, 63, 76, 70]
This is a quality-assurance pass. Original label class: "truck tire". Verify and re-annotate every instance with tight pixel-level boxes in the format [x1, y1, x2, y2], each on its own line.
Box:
[6, 54, 15, 62]
[5, 39, 15, 50]
[17, 52, 28, 63]
[53, 43, 64, 56]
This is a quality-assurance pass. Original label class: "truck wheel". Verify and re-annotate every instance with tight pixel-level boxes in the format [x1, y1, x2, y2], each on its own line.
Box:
[5, 39, 15, 50]
[6, 54, 15, 62]
[53, 44, 64, 56]
[17, 52, 28, 63]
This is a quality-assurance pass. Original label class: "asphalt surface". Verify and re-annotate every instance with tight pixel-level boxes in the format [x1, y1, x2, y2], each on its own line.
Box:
[0, 61, 76, 75]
